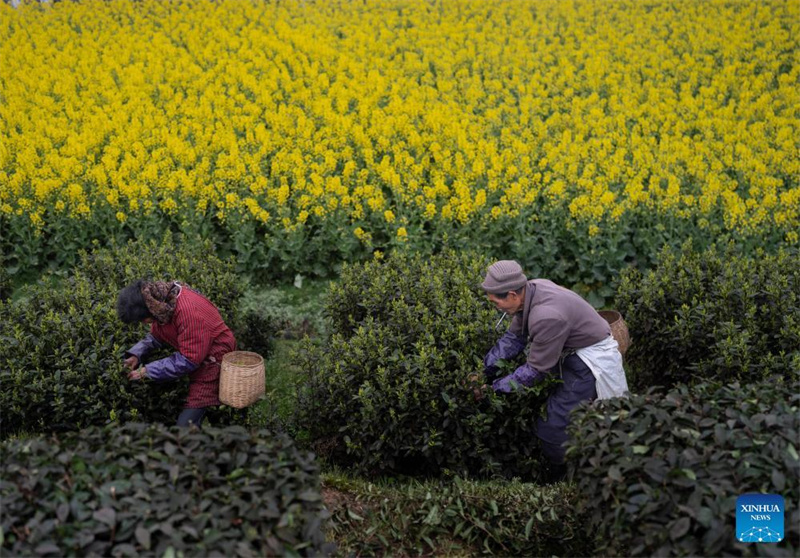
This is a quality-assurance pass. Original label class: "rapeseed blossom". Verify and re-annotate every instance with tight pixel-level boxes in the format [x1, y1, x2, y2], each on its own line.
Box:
[0, 0, 797, 273]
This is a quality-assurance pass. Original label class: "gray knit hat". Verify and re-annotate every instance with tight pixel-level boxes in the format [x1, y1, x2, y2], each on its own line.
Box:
[481, 260, 527, 294]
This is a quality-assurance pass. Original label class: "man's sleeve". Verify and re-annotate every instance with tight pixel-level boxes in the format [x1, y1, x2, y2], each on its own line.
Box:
[527, 317, 571, 372]
[124, 333, 164, 361]
[483, 331, 526, 381]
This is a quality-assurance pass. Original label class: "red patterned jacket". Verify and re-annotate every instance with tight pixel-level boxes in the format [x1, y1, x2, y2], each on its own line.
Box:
[127, 285, 236, 408]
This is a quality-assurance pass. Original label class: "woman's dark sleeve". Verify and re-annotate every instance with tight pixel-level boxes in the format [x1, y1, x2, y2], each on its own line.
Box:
[124, 333, 164, 361]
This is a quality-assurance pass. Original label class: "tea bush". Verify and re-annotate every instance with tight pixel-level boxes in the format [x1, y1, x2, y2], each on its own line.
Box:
[0, 423, 333, 557]
[615, 241, 800, 390]
[324, 471, 592, 557]
[74, 233, 242, 325]
[0, 235, 249, 438]
[293, 250, 559, 478]
[235, 309, 279, 360]
[0, 265, 11, 301]
[567, 375, 800, 557]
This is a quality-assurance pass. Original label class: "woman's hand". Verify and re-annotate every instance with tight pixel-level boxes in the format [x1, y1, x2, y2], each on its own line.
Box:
[466, 373, 489, 401]
[473, 384, 489, 401]
[124, 355, 139, 370]
[128, 367, 148, 381]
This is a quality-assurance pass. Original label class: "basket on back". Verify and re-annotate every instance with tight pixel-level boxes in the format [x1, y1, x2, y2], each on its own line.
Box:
[219, 351, 265, 408]
[598, 310, 631, 357]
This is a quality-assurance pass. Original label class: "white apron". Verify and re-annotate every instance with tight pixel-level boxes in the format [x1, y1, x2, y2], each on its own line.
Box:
[575, 335, 630, 399]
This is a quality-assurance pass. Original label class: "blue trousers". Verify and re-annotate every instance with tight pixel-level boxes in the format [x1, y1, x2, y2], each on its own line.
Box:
[536, 353, 597, 464]
[177, 408, 206, 427]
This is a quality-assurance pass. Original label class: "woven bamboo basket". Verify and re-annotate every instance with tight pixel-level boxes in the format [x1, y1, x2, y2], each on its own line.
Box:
[598, 310, 631, 357]
[219, 351, 265, 409]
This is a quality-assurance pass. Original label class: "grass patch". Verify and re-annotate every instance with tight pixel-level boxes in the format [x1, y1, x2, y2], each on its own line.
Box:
[240, 278, 332, 427]
[260, 338, 303, 421]
[239, 277, 332, 340]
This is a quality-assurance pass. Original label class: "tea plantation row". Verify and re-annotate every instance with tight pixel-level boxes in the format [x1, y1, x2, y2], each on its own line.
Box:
[0, 233, 273, 436]
[295, 245, 798, 556]
[1, 236, 798, 556]
[1, 424, 331, 556]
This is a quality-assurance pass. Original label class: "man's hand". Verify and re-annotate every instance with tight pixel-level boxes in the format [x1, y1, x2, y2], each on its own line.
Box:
[124, 355, 139, 371]
[128, 367, 147, 381]
[482, 366, 499, 382]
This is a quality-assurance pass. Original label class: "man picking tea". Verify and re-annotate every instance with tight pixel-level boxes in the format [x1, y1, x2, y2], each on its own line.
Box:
[116, 280, 236, 427]
[480, 260, 628, 483]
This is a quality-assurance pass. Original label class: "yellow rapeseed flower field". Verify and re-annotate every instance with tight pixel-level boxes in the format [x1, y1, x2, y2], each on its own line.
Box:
[0, 0, 798, 279]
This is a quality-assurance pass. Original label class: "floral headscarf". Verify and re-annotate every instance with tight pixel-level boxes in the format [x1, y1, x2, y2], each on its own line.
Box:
[140, 281, 182, 324]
